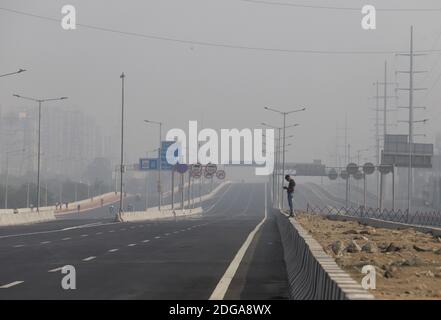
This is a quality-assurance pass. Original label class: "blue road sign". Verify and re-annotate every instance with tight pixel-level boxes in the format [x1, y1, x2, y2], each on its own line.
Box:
[139, 158, 158, 171]
[160, 141, 182, 170]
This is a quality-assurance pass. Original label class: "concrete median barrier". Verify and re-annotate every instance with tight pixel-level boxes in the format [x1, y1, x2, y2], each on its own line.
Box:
[275, 209, 374, 300]
[119, 181, 231, 222]
[0, 211, 55, 227]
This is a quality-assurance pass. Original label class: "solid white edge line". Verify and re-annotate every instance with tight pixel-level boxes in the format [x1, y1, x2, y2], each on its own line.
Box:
[209, 183, 268, 300]
[48, 267, 63, 273]
[0, 281, 24, 288]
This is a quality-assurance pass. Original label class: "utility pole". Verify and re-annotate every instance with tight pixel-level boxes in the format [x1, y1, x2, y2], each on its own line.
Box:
[396, 26, 428, 220]
[372, 68, 397, 210]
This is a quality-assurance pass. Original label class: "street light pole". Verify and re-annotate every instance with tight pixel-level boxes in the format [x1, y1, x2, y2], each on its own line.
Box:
[261, 122, 297, 209]
[263, 106, 305, 210]
[13, 94, 68, 212]
[119, 73, 125, 218]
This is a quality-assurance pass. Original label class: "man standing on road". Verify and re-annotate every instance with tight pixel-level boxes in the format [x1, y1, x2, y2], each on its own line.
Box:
[283, 174, 296, 217]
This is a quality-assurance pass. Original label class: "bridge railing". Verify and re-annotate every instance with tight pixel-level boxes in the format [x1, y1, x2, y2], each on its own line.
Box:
[304, 203, 441, 228]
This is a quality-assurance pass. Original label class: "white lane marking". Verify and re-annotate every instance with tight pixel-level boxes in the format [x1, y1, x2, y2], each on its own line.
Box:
[0, 221, 121, 240]
[41, 241, 51, 244]
[164, 233, 170, 236]
[0, 281, 24, 288]
[209, 183, 268, 300]
[81, 234, 89, 237]
[142, 240, 150, 243]
[96, 232, 103, 235]
[48, 267, 63, 273]
[173, 231, 179, 234]
[13, 244, 25, 248]
[154, 236, 161, 239]
[61, 237, 71, 241]
[82, 256, 96, 261]
[108, 249, 119, 253]
[108, 230, 115, 233]
[61, 222, 105, 231]
[203, 183, 232, 212]
[127, 243, 136, 247]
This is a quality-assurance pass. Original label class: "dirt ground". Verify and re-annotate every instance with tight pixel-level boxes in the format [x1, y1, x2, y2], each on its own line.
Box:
[296, 213, 441, 300]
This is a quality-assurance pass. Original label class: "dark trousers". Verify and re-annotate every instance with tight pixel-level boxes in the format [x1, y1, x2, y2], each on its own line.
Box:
[287, 192, 293, 214]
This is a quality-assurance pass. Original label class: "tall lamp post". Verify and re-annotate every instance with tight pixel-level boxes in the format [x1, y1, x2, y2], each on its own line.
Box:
[13, 94, 68, 212]
[261, 122, 298, 209]
[118, 73, 126, 219]
[144, 120, 163, 210]
[264, 107, 305, 202]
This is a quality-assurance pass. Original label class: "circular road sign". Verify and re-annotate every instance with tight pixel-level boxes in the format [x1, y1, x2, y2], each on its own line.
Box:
[216, 170, 226, 180]
[205, 163, 217, 175]
[176, 163, 189, 174]
[191, 163, 202, 174]
[363, 162, 376, 175]
[353, 171, 363, 180]
[192, 170, 202, 179]
[328, 169, 338, 180]
[340, 170, 349, 180]
[346, 163, 359, 175]
[378, 165, 392, 174]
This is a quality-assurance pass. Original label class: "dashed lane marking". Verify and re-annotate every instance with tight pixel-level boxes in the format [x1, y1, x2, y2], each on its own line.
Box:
[82, 256, 96, 262]
[142, 240, 150, 243]
[108, 249, 119, 253]
[48, 267, 63, 273]
[61, 237, 71, 241]
[41, 241, 51, 244]
[127, 244, 136, 247]
[154, 236, 161, 239]
[0, 281, 24, 288]
[13, 244, 25, 248]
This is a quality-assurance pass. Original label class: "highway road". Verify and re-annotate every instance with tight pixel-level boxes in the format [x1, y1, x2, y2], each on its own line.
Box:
[0, 183, 289, 300]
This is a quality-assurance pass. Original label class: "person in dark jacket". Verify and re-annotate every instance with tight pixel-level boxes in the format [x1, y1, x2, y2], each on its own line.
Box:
[283, 174, 296, 217]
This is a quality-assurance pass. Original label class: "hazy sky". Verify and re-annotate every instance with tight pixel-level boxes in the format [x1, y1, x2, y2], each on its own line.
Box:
[1, 0, 441, 168]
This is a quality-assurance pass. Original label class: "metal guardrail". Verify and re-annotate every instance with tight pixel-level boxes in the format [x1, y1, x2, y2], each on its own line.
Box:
[304, 203, 441, 228]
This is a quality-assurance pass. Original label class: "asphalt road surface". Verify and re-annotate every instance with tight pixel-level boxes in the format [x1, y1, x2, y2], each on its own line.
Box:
[0, 182, 289, 300]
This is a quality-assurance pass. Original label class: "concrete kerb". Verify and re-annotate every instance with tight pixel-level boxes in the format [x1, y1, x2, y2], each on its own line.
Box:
[119, 181, 231, 222]
[275, 209, 374, 300]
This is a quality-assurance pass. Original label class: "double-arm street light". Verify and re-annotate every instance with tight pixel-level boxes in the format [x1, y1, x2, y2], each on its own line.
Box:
[261, 122, 299, 208]
[264, 107, 306, 199]
[144, 120, 163, 210]
[0, 69, 26, 78]
[13, 94, 68, 212]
